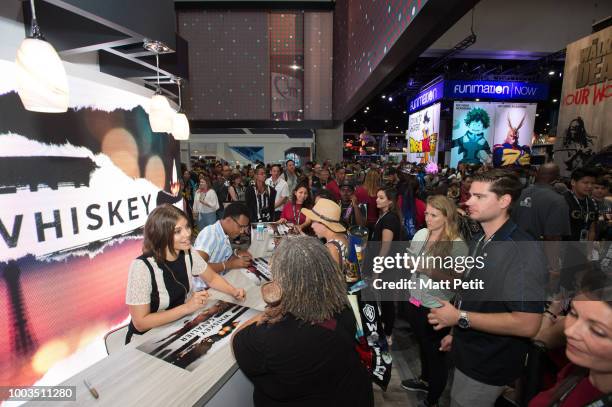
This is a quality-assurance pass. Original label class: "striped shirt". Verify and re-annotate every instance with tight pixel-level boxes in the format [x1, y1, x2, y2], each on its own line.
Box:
[193, 220, 233, 264]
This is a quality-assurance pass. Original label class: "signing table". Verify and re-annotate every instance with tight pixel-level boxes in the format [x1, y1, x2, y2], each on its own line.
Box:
[34, 228, 276, 406]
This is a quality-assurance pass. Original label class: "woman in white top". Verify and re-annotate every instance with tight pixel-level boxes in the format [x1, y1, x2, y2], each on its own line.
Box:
[400, 195, 468, 407]
[125, 204, 245, 343]
[193, 176, 219, 231]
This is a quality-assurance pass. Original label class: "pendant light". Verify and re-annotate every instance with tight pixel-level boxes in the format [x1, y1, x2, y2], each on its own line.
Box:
[145, 40, 174, 133]
[15, 0, 69, 113]
[172, 78, 190, 140]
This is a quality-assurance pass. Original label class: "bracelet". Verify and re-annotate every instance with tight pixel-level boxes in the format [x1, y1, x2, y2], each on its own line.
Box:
[222, 262, 226, 272]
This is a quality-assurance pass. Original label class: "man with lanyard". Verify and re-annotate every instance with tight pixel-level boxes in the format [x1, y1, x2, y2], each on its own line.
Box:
[265, 164, 289, 221]
[427, 169, 546, 407]
[338, 180, 366, 229]
[245, 166, 277, 223]
[194, 203, 252, 276]
[561, 167, 599, 293]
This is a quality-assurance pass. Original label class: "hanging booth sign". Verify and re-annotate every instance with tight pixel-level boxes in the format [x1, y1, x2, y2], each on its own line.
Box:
[445, 80, 549, 102]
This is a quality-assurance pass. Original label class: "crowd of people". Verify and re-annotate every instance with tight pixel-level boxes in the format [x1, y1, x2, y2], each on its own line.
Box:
[127, 156, 611, 407]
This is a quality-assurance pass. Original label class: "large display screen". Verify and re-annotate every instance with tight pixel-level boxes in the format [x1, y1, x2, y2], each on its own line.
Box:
[407, 103, 440, 164]
[450, 101, 536, 168]
[0, 83, 180, 390]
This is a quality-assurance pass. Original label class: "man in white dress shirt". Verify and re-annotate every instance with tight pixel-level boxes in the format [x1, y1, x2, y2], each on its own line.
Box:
[266, 164, 290, 221]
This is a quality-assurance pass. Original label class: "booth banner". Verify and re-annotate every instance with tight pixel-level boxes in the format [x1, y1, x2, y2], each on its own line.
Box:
[0, 91, 180, 389]
[137, 301, 258, 372]
[445, 80, 549, 102]
[451, 101, 536, 168]
[407, 103, 440, 164]
[408, 81, 444, 113]
[491, 103, 537, 167]
[555, 25, 612, 176]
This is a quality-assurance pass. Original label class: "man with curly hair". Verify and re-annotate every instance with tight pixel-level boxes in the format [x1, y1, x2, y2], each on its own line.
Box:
[452, 107, 492, 165]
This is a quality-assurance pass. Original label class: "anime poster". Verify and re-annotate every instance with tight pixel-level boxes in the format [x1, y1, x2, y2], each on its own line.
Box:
[0, 84, 181, 390]
[451, 102, 496, 167]
[491, 104, 537, 167]
[137, 301, 258, 372]
[407, 103, 440, 164]
[451, 102, 536, 168]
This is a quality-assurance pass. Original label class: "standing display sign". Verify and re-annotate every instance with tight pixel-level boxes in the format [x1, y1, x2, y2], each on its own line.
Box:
[555, 25, 611, 176]
[407, 103, 440, 164]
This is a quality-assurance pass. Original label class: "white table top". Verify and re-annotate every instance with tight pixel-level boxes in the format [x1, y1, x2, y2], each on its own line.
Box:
[33, 267, 266, 407]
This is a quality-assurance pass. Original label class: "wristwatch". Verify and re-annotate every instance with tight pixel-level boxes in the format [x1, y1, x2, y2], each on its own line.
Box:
[458, 311, 470, 329]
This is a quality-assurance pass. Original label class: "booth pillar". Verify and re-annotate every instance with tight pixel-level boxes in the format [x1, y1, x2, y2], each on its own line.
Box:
[315, 124, 343, 163]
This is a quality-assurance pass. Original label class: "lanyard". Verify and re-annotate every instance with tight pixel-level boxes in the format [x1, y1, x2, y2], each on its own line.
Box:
[255, 185, 268, 221]
[571, 192, 590, 224]
[292, 203, 301, 225]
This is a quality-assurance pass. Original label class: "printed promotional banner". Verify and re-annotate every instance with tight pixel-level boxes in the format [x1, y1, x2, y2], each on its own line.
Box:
[407, 103, 440, 164]
[0, 90, 181, 390]
[445, 80, 549, 101]
[137, 301, 258, 372]
[554, 25, 611, 176]
[408, 81, 444, 113]
[451, 101, 536, 168]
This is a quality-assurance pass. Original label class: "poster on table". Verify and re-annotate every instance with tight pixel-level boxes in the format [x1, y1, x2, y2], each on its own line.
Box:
[137, 301, 258, 372]
[0, 77, 181, 389]
[407, 103, 440, 164]
[450, 101, 536, 168]
[554, 25, 611, 177]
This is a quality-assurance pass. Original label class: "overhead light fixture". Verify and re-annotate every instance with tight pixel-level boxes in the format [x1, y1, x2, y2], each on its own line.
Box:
[388, 96, 393, 102]
[475, 98, 480, 102]
[381, 95, 386, 99]
[145, 40, 174, 133]
[15, 0, 69, 113]
[548, 70, 555, 76]
[289, 64, 301, 70]
[172, 78, 190, 140]
[552, 99, 558, 103]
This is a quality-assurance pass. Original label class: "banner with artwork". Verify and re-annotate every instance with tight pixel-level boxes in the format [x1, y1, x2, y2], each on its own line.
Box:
[0, 84, 180, 390]
[554, 25, 611, 177]
[137, 301, 258, 372]
[451, 101, 536, 168]
[407, 103, 440, 164]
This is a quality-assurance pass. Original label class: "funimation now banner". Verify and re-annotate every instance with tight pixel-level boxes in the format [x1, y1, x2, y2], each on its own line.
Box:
[0, 90, 181, 391]
[445, 80, 549, 101]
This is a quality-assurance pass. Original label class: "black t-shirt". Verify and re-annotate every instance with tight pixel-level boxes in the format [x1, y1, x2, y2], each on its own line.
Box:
[452, 219, 546, 386]
[512, 184, 571, 239]
[163, 251, 191, 310]
[563, 191, 599, 241]
[232, 307, 373, 407]
[340, 201, 366, 229]
[371, 211, 401, 241]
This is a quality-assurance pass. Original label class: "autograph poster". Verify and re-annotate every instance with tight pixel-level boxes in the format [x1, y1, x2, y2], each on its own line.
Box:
[137, 301, 258, 372]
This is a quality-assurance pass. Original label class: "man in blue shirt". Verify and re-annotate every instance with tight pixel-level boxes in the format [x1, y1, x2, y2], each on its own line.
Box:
[194, 203, 252, 273]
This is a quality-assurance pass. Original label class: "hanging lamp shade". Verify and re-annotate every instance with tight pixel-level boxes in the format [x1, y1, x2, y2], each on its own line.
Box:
[15, 38, 69, 113]
[149, 94, 174, 132]
[172, 112, 190, 140]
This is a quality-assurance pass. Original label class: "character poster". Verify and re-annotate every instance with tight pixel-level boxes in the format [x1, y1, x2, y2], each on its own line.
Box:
[0, 75, 181, 391]
[407, 103, 440, 164]
[136, 301, 258, 372]
[491, 103, 537, 167]
[451, 101, 536, 168]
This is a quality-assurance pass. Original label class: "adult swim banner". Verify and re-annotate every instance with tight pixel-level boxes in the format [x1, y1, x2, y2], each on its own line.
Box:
[0, 81, 180, 391]
[407, 103, 440, 164]
[451, 101, 536, 168]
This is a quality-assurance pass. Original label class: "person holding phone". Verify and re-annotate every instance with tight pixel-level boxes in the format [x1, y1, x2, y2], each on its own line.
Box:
[125, 204, 246, 344]
[400, 195, 468, 407]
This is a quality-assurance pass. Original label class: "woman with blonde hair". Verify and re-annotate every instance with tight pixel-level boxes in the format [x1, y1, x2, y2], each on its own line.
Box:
[400, 195, 468, 407]
[232, 236, 373, 407]
[355, 169, 381, 231]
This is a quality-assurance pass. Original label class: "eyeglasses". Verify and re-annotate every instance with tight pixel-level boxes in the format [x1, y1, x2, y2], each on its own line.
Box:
[230, 217, 250, 231]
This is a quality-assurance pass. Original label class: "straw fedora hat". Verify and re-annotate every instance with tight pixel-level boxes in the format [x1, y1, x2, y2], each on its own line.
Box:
[301, 198, 346, 233]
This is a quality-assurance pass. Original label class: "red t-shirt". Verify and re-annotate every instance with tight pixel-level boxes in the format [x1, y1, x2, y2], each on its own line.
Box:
[397, 195, 426, 229]
[529, 364, 604, 407]
[355, 186, 378, 225]
[280, 202, 306, 225]
[326, 180, 341, 201]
